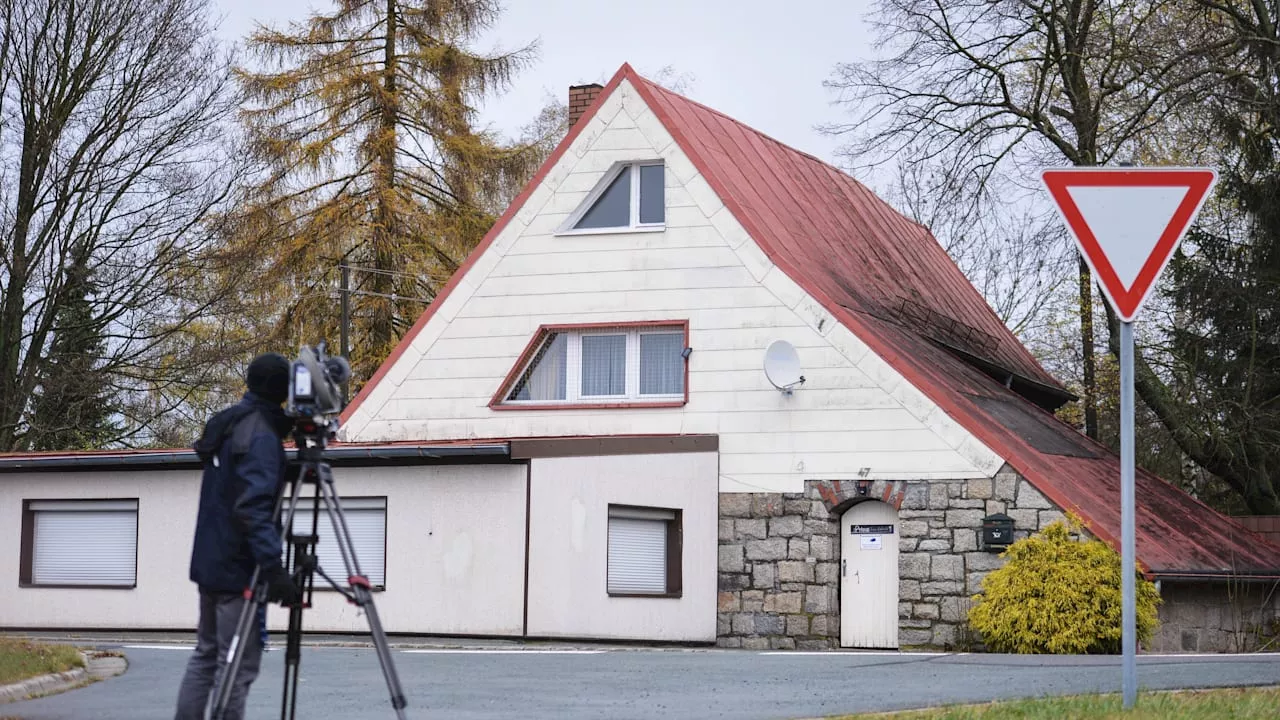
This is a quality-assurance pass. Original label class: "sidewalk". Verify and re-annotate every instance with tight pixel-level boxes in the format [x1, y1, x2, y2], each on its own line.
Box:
[0, 630, 715, 653]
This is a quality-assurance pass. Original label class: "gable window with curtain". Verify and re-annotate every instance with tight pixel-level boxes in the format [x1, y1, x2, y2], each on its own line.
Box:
[497, 322, 688, 408]
[283, 496, 387, 589]
[560, 162, 665, 233]
[606, 505, 682, 597]
[20, 499, 139, 588]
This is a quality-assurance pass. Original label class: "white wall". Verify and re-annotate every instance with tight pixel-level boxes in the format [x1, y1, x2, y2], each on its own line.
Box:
[0, 464, 527, 636]
[2, 469, 200, 630]
[343, 77, 1004, 493]
[524, 452, 718, 642]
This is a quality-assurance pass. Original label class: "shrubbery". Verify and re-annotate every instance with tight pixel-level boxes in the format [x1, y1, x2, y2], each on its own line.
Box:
[967, 517, 1161, 654]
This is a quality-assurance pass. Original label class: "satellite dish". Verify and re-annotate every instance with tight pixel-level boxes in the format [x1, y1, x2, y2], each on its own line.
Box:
[764, 340, 805, 393]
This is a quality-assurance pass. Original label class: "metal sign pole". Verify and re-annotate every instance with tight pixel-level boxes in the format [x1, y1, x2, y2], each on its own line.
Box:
[1120, 320, 1136, 708]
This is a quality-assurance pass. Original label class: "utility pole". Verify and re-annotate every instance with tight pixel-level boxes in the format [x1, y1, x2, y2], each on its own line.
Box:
[340, 262, 351, 401]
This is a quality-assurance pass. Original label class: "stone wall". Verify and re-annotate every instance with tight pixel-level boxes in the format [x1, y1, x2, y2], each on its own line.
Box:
[716, 464, 1069, 649]
[1147, 580, 1280, 653]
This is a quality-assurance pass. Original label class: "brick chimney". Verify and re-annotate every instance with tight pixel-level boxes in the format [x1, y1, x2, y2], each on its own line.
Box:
[568, 83, 605, 129]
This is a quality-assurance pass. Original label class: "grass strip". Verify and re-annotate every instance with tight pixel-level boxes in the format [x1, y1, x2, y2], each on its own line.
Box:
[0, 637, 84, 686]
[830, 686, 1280, 719]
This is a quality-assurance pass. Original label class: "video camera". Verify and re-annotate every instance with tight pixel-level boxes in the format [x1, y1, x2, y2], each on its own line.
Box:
[286, 342, 352, 425]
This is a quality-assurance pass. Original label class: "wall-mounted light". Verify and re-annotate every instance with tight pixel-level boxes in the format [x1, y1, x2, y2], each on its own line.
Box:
[681, 347, 692, 359]
[856, 480, 872, 497]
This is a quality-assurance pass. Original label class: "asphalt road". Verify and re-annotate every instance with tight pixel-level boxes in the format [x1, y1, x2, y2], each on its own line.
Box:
[5, 644, 1280, 720]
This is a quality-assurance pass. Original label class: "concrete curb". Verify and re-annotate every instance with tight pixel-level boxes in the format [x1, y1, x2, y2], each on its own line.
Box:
[0, 664, 88, 705]
[0, 651, 127, 705]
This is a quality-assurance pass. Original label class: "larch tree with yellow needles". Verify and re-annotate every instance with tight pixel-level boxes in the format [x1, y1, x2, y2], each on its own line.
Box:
[230, 0, 543, 384]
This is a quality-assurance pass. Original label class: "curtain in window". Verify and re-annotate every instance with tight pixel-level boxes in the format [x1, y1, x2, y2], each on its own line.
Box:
[511, 333, 566, 401]
[581, 334, 626, 396]
[640, 332, 683, 395]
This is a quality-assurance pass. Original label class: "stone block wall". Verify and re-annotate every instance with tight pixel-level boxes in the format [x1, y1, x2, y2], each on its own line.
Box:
[716, 464, 1070, 649]
[1148, 580, 1280, 653]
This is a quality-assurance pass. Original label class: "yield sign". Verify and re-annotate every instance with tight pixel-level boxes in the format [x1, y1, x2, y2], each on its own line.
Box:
[1041, 167, 1217, 322]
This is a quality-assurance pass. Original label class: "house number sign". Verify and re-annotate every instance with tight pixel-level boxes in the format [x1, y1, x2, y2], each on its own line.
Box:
[850, 524, 894, 534]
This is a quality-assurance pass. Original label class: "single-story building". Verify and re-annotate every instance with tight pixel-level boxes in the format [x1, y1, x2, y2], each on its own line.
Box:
[4, 64, 1279, 652]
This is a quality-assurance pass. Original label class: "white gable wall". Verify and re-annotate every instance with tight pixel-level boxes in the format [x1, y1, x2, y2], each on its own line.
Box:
[343, 79, 1004, 493]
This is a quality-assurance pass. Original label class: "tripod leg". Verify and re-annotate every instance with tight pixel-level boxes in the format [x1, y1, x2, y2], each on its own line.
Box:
[315, 464, 409, 718]
[280, 471, 322, 720]
[207, 472, 304, 720]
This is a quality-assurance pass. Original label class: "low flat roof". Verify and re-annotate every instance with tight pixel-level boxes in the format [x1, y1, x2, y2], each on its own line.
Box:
[0, 440, 511, 473]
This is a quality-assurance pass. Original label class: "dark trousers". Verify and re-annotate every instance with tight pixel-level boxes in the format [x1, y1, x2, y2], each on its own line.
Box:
[175, 589, 262, 720]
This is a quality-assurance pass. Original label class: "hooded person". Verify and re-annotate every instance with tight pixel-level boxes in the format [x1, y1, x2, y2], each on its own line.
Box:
[174, 352, 302, 720]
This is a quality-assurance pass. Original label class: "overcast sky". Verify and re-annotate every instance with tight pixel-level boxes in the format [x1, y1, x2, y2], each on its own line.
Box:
[211, 0, 873, 167]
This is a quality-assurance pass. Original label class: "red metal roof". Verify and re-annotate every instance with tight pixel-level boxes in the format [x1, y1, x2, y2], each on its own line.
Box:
[625, 70, 1280, 577]
[344, 64, 1280, 576]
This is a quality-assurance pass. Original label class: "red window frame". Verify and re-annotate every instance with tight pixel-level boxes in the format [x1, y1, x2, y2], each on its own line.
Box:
[489, 320, 690, 410]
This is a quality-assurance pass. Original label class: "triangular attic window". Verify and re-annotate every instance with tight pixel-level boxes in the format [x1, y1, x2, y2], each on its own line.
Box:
[575, 171, 632, 229]
[566, 163, 665, 231]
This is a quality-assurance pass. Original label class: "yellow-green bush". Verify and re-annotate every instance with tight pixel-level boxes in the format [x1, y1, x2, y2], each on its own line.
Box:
[967, 517, 1161, 654]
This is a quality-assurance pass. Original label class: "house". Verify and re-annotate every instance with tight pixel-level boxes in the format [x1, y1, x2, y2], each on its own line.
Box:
[3, 64, 1278, 652]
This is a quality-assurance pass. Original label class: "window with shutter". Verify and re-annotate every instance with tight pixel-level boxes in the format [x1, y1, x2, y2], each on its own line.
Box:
[284, 496, 387, 588]
[21, 499, 138, 588]
[606, 505, 682, 597]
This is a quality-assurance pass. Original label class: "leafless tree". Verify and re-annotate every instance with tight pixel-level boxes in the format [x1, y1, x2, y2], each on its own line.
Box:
[0, 0, 245, 450]
[823, 0, 1227, 440]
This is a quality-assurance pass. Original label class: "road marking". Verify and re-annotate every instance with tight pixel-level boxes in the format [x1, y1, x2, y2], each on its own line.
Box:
[759, 651, 950, 657]
[400, 649, 607, 654]
[123, 645, 194, 650]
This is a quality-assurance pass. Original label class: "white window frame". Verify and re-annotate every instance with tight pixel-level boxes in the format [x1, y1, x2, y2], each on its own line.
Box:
[504, 326, 685, 405]
[556, 161, 666, 235]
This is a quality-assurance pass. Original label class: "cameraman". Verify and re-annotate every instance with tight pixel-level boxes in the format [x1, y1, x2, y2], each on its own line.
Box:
[175, 353, 302, 720]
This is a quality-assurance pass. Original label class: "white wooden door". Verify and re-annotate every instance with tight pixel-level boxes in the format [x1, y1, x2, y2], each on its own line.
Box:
[840, 501, 899, 648]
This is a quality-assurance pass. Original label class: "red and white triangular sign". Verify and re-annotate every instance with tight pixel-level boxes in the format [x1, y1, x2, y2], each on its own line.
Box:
[1041, 167, 1217, 322]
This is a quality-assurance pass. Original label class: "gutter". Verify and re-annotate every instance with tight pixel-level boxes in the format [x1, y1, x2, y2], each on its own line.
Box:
[1150, 571, 1280, 583]
[0, 444, 512, 473]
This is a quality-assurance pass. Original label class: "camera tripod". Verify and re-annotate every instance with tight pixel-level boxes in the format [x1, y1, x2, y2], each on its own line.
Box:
[206, 427, 408, 720]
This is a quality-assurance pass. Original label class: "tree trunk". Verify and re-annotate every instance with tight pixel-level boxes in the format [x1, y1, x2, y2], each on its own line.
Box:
[1078, 254, 1099, 440]
[367, 0, 399, 379]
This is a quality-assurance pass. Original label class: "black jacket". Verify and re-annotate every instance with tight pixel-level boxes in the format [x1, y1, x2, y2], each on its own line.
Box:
[189, 392, 294, 593]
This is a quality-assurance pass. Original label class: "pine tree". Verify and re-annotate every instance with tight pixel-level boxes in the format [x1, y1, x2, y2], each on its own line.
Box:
[231, 0, 541, 383]
[27, 261, 120, 450]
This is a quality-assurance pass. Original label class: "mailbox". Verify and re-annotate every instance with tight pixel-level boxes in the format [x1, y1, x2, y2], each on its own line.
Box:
[981, 513, 1015, 552]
